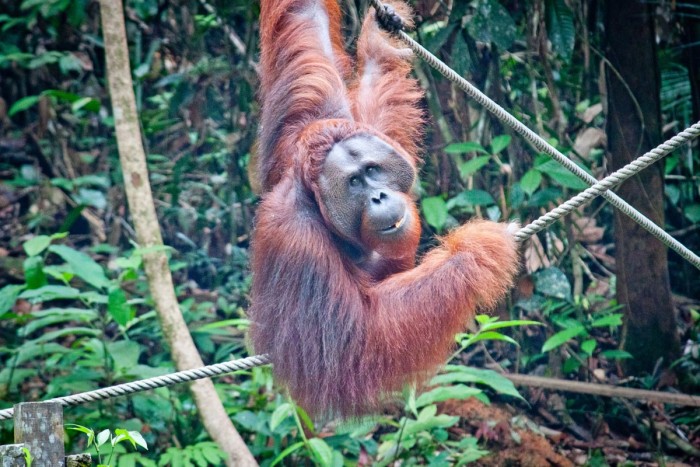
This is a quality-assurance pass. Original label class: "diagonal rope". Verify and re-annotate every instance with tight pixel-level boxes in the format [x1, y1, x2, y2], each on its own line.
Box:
[368, 0, 700, 270]
[515, 121, 700, 243]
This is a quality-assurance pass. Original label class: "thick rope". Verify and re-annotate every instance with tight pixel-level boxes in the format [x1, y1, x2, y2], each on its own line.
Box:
[0, 355, 271, 421]
[368, 0, 700, 270]
[515, 122, 700, 243]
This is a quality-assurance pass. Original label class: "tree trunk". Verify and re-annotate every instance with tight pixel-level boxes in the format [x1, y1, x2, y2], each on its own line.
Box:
[604, 0, 680, 374]
[682, 8, 700, 120]
[98, 1, 258, 465]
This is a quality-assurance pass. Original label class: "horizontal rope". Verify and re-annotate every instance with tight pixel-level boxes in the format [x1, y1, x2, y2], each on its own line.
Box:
[368, 0, 700, 270]
[0, 354, 271, 421]
[2, 351, 698, 422]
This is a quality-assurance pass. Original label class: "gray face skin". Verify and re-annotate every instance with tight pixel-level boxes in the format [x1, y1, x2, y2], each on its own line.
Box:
[318, 134, 416, 248]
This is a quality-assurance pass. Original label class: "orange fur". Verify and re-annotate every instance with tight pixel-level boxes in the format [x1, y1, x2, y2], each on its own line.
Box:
[250, 0, 520, 418]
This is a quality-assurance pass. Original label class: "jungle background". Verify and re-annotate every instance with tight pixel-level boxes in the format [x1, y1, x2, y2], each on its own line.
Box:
[1, 0, 699, 465]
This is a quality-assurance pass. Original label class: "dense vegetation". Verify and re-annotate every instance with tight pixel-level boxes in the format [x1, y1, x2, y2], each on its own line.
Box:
[0, 0, 698, 465]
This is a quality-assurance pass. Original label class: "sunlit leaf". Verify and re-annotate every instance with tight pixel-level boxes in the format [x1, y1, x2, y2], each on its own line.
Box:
[9, 95, 40, 116]
[590, 313, 623, 328]
[308, 438, 333, 467]
[415, 385, 483, 408]
[542, 324, 586, 352]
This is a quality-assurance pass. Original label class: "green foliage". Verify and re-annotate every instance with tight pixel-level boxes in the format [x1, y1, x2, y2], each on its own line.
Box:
[1, 0, 698, 463]
[68, 424, 148, 467]
[22, 447, 33, 467]
[516, 268, 630, 373]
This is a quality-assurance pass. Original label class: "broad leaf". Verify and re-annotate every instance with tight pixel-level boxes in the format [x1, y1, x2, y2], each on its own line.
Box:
[533, 267, 572, 301]
[308, 438, 333, 467]
[421, 196, 448, 231]
[542, 324, 587, 352]
[23, 235, 52, 257]
[459, 156, 491, 178]
[520, 169, 542, 196]
[445, 142, 488, 154]
[490, 135, 511, 155]
[49, 245, 109, 290]
[415, 385, 483, 408]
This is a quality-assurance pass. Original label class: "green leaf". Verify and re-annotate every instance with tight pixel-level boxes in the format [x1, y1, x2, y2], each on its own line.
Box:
[455, 437, 489, 465]
[459, 156, 491, 178]
[0, 284, 24, 315]
[536, 160, 590, 190]
[308, 438, 333, 467]
[23, 256, 47, 289]
[71, 97, 100, 113]
[447, 190, 495, 208]
[72, 175, 110, 188]
[49, 244, 109, 290]
[528, 187, 562, 207]
[107, 340, 141, 371]
[113, 429, 148, 450]
[590, 313, 623, 328]
[421, 196, 448, 231]
[108, 287, 134, 326]
[467, 0, 516, 50]
[546, 0, 575, 63]
[542, 324, 587, 352]
[199, 443, 224, 464]
[415, 385, 483, 408]
[270, 442, 304, 467]
[403, 409, 459, 436]
[684, 204, 700, 223]
[434, 367, 523, 400]
[533, 267, 572, 301]
[20, 285, 80, 301]
[478, 319, 542, 332]
[75, 188, 107, 210]
[24, 326, 100, 345]
[96, 429, 111, 447]
[450, 32, 473, 77]
[460, 331, 519, 348]
[520, 170, 542, 196]
[581, 339, 596, 356]
[23, 235, 52, 257]
[9, 95, 40, 116]
[600, 350, 633, 360]
[490, 135, 511, 155]
[665, 185, 681, 206]
[66, 424, 95, 447]
[423, 22, 457, 55]
[21, 308, 98, 335]
[444, 142, 488, 154]
[270, 403, 294, 432]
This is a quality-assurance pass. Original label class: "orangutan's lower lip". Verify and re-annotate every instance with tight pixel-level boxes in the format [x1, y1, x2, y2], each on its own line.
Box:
[380, 213, 407, 233]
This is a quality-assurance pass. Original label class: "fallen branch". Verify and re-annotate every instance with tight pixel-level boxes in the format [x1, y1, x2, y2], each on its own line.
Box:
[505, 373, 700, 407]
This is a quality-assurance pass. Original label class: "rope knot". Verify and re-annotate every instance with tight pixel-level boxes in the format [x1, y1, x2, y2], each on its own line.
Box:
[373, 2, 405, 33]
